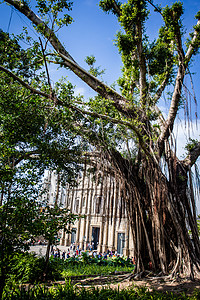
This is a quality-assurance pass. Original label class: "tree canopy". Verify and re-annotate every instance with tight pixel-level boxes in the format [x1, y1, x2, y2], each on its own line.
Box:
[0, 0, 200, 281]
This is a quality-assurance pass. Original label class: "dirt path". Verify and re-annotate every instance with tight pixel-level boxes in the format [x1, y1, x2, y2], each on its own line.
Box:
[52, 274, 200, 296]
[108, 278, 200, 296]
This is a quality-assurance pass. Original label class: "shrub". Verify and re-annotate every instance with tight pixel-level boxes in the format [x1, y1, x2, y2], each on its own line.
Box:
[7, 252, 45, 283]
[6, 252, 63, 284]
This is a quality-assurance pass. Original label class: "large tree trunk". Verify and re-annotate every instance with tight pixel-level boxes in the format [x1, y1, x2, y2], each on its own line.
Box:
[106, 148, 200, 278]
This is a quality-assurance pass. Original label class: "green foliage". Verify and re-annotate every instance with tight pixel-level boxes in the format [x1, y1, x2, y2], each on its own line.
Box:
[62, 264, 132, 277]
[39, 205, 79, 244]
[0, 32, 84, 183]
[0, 30, 83, 296]
[99, 0, 122, 16]
[4, 253, 133, 285]
[0, 30, 42, 78]
[162, 2, 184, 34]
[146, 41, 173, 77]
[185, 138, 199, 153]
[85, 55, 105, 77]
[7, 253, 46, 284]
[2, 280, 200, 299]
[5, 252, 64, 286]
[0, 165, 43, 257]
[36, 0, 73, 28]
[65, 254, 133, 267]
[118, 0, 149, 32]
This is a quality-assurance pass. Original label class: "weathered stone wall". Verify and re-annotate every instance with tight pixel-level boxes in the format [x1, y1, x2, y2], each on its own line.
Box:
[43, 162, 134, 257]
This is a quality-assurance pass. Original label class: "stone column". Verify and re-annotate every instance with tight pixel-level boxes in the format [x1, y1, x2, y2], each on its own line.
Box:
[85, 171, 94, 247]
[102, 175, 112, 253]
[65, 232, 71, 247]
[64, 184, 71, 246]
[76, 180, 84, 246]
[98, 167, 107, 253]
[123, 218, 130, 256]
[65, 186, 75, 246]
[110, 178, 119, 252]
[78, 164, 87, 250]
[60, 230, 65, 246]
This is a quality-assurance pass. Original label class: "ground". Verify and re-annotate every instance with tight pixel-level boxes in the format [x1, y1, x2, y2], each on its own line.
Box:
[109, 277, 200, 296]
[49, 273, 200, 296]
[29, 245, 200, 296]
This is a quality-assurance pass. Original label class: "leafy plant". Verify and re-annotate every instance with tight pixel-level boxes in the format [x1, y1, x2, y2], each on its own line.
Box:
[2, 281, 200, 299]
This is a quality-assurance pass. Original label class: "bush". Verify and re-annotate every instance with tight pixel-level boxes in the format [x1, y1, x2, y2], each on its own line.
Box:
[7, 252, 45, 284]
[6, 252, 63, 284]
[5, 252, 134, 287]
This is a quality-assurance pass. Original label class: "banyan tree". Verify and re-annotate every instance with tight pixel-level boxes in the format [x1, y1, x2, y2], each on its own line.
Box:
[1, 0, 200, 278]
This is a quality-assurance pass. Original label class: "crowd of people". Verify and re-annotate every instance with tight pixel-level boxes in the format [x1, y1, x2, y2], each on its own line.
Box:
[50, 243, 135, 265]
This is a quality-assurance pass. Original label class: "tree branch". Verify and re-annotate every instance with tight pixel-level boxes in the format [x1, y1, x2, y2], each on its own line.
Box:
[136, 21, 147, 106]
[182, 141, 200, 168]
[0, 62, 145, 149]
[112, 0, 121, 17]
[69, 104, 139, 131]
[71, 105, 152, 159]
[154, 70, 171, 103]
[185, 19, 200, 63]
[146, 0, 163, 15]
[58, 52, 140, 118]
[0, 65, 49, 98]
[5, 0, 76, 63]
[14, 151, 40, 166]
[158, 17, 200, 149]
[4, 0, 142, 120]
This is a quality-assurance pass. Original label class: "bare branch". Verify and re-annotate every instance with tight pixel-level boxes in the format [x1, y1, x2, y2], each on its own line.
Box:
[185, 19, 200, 62]
[39, 37, 52, 92]
[158, 18, 200, 149]
[146, 0, 163, 15]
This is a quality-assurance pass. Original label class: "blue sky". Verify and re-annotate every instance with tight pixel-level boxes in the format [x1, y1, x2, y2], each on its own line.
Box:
[0, 0, 200, 157]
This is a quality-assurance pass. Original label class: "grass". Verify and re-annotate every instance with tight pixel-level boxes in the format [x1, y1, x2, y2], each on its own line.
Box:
[61, 263, 133, 277]
[3, 281, 200, 299]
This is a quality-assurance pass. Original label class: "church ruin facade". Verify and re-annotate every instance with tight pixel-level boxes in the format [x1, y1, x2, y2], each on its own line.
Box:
[43, 160, 134, 256]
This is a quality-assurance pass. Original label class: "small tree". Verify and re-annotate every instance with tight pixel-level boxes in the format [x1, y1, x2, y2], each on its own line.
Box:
[0, 32, 82, 296]
[38, 204, 78, 279]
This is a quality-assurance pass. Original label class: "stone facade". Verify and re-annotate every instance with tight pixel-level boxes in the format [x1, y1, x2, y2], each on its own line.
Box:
[43, 165, 134, 257]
